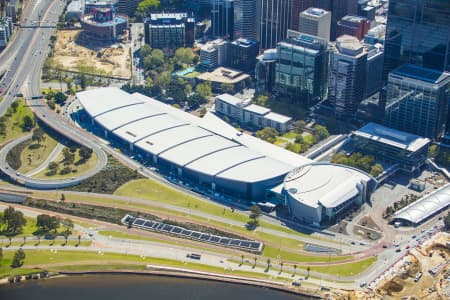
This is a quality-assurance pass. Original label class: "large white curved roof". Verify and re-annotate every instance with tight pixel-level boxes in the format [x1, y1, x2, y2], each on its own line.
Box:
[77, 87, 309, 183]
[393, 184, 450, 224]
[284, 163, 372, 209]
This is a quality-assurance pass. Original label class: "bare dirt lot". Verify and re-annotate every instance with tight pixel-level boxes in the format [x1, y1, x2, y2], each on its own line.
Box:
[53, 30, 131, 78]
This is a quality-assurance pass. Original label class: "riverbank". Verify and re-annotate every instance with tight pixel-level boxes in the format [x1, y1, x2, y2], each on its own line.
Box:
[2, 266, 322, 299]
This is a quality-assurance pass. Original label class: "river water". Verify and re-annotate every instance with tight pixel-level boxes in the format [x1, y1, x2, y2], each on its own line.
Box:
[0, 274, 310, 299]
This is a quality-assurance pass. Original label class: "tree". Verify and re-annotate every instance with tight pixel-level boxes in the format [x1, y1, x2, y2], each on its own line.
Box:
[370, 164, 384, 177]
[255, 127, 279, 144]
[187, 94, 207, 109]
[32, 128, 45, 144]
[11, 249, 25, 268]
[11, 101, 19, 113]
[428, 144, 438, 158]
[293, 264, 297, 277]
[249, 205, 262, 220]
[313, 125, 329, 141]
[195, 82, 212, 98]
[77, 234, 81, 246]
[60, 193, 65, 201]
[1, 206, 26, 236]
[140, 44, 152, 58]
[174, 48, 195, 66]
[240, 254, 244, 265]
[266, 258, 271, 271]
[62, 148, 75, 165]
[444, 211, 450, 231]
[280, 261, 284, 274]
[54, 91, 68, 104]
[36, 214, 60, 233]
[306, 266, 310, 279]
[137, 0, 160, 15]
[294, 134, 304, 144]
[48, 162, 58, 171]
[79, 147, 93, 161]
[22, 115, 35, 131]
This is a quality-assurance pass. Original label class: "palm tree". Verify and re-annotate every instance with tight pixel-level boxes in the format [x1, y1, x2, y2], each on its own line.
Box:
[240, 254, 244, 266]
[77, 235, 81, 246]
[22, 236, 26, 246]
[8, 236, 12, 247]
[253, 256, 257, 269]
[279, 261, 283, 274]
[266, 258, 271, 272]
[292, 264, 297, 277]
[306, 266, 311, 279]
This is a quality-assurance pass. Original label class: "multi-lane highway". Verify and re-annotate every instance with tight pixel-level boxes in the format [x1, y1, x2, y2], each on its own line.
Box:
[0, 0, 107, 188]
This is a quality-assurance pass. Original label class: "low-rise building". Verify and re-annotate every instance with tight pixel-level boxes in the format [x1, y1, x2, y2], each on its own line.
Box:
[197, 67, 250, 93]
[351, 122, 431, 173]
[215, 93, 292, 132]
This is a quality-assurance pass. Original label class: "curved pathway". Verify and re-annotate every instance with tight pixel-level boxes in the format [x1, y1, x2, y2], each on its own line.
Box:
[0, 134, 107, 189]
[25, 142, 64, 177]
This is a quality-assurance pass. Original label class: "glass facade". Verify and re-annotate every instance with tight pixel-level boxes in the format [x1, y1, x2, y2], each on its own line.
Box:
[384, 64, 450, 139]
[275, 33, 328, 105]
[383, 0, 450, 79]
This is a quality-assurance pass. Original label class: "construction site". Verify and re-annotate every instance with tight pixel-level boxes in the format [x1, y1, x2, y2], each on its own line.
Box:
[53, 30, 131, 79]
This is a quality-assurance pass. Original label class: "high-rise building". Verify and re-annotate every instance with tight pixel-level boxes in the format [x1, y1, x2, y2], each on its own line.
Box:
[256, 0, 292, 50]
[329, 35, 367, 118]
[298, 7, 331, 42]
[144, 13, 195, 50]
[255, 49, 277, 93]
[384, 64, 450, 139]
[291, 0, 358, 41]
[211, 0, 234, 39]
[365, 44, 384, 98]
[200, 39, 229, 71]
[117, 0, 140, 16]
[275, 31, 329, 105]
[291, 0, 321, 31]
[233, 0, 257, 40]
[383, 0, 450, 80]
[336, 15, 370, 41]
[228, 38, 259, 72]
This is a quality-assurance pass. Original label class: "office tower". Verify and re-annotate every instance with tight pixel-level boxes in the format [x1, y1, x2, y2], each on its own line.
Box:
[384, 64, 450, 139]
[200, 39, 229, 71]
[298, 7, 331, 42]
[365, 44, 384, 97]
[211, 0, 234, 39]
[364, 24, 385, 46]
[291, 0, 320, 30]
[275, 31, 329, 105]
[117, 0, 140, 16]
[255, 49, 277, 93]
[336, 15, 370, 41]
[228, 38, 259, 72]
[233, 0, 257, 40]
[383, 0, 450, 80]
[257, 0, 292, 49]
[291, 0, 358, 41]
[144, 13, 195, 50]
[329, 35, 367, 118]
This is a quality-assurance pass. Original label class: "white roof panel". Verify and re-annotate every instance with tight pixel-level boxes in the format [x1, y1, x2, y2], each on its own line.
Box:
[135, 125, 213, 155]
[113, 114, 187, 143]
[215, 93, 243, 106]
[95, 103, 164, 130]
[185, 146, 263, 176]
[244, 104, 270, 115]
[284, 164, 371, 208]
[217, 157, 292, 183]
[393, 184, 450, 224]
[77, 87, 143, 117]
[265, 112, 292, 124]
[160, 135, 238, 167]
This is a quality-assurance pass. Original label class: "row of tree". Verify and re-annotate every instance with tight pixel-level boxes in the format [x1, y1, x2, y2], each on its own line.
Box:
[331, 152, 384, 177]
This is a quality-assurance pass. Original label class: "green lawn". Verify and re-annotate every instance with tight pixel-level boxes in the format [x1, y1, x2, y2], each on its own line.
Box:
[0, 249, 288, 282]
[18, 135, 59, 174]
[310, 256, 377, 277]
[0, 240, 92, 248]
[31, 190, 342, 263]
[114, 179, 250, 224]
[0, 216, 39, 237]
[34, 150, 98, 179]
[282, 131, 298, 139]
[0, 99, 36, 144]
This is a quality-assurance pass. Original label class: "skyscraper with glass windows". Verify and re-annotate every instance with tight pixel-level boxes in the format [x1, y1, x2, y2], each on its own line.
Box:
[382, 0, 450, 80]
[233, 0, 257, 40]
[256, 0, 292, 50]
